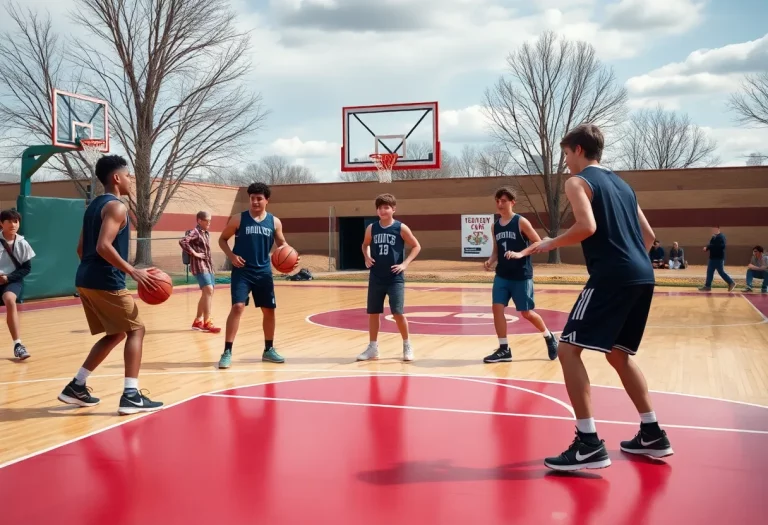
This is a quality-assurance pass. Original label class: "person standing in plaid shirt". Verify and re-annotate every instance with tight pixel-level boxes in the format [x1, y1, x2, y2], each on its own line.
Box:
[180, 211, 221, 333]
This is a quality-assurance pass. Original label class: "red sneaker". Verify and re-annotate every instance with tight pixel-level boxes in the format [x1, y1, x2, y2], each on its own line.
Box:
[192, 319, 204, 331]
[202, 320, 221, 333]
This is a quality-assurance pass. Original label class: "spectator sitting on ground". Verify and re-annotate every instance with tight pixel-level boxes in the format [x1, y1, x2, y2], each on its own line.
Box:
[745, 245, 768, 293]
[668, 242, 685, 269]
[649, 240, 665, 268]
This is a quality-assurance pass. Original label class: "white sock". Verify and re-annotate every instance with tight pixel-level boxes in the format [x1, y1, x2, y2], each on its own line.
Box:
[576, 417, 597, 434]
[74, 367, 91, 386]
[499, 338, 508, 346]
[13, 339, 21, 345]
[124, 377, 139, 391]
[542, 329, 552, 338]
[640, 411, 657, 424]
[403, 339, 410, 346]
[369, 341, 378, 348]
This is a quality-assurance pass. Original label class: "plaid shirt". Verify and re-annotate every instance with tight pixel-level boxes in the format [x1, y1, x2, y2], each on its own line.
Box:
[179, 226, 215, 275]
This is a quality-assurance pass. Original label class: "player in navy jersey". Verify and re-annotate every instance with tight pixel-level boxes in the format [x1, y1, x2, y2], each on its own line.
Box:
[217, 182, 299, 368]
[483, 187, 558, 363]
[58, 155, 164, 415]
[531, 124, 673, 471]
[356, 193, 421, 362]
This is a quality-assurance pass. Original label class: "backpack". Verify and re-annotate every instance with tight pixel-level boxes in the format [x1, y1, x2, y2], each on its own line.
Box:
[181, 229, 193, 265]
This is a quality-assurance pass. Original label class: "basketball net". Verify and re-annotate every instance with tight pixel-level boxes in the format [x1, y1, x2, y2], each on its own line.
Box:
[369, 153, 398, 183]
[79, 139, 107, 169]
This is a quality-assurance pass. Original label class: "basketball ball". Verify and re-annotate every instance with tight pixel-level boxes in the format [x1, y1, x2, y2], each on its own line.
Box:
[271, 244, 299, 274]
[137, 268, 173, 305]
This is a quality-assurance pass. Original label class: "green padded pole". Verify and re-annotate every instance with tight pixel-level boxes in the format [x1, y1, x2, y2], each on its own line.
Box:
[16, 145, 71, 234]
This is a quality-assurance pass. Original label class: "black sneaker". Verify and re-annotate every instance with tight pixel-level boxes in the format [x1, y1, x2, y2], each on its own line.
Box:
[544, 430, 612, 471]
[58, 379, 101, 407]
[620, 423, 674, 458]
[13, 342, 29, 360]
[118, 389, 164, 415]
[545, 334, 558, 360]
[483, 347, 512, 363]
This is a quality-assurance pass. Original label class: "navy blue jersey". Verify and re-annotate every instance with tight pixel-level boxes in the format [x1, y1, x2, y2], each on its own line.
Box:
[233, 211, 275, 276]
[494, 214, 533, 280]
[75, 194, 130, 291]
[370, 220, 405, 282]
[576, 165, 655, 286]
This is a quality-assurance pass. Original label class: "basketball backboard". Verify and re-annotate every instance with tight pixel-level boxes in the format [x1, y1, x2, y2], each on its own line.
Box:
[52, 89, 110, 153]
[341, 101, 440, 172]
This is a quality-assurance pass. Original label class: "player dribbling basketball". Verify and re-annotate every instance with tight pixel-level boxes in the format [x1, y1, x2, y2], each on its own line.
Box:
[531, 124, 673, 471]
[217, 182, 298, 368]
[58, 155, 165, 415]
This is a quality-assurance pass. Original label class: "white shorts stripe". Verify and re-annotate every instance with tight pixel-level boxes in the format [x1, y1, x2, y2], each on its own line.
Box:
[572, 288, 594, 321]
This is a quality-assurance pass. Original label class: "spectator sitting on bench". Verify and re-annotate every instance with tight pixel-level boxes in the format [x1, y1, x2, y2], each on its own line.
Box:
[745, 245, 768, 293]
[668, 242, 685, 269]
[649, 240, 665, 269]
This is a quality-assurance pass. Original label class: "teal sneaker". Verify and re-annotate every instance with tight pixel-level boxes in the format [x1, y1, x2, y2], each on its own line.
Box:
[218, 349, 232, 369]
[262, 347, 285, 363]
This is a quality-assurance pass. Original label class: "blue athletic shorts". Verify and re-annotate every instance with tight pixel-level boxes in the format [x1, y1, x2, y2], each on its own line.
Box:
[231, 270, 275, 308]
[492, 276, 535, 311]
[195, 272, 215, 288]
[367, 277, 405, 315]
[0, 281, 23, 306]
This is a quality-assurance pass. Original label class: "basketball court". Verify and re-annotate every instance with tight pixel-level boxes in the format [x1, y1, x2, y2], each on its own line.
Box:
[1, 282, 767, 524]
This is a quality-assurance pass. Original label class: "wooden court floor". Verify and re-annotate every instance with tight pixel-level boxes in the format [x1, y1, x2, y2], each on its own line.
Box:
[1, 281, 767, 466]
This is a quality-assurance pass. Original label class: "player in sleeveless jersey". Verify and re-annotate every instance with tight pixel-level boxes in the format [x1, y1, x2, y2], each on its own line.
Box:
[356, 193, 421, 362]
[217, 182, 299, 368]
[483, 187, 558, 363]
[531, 124, 673, 471]
[58, 155, 164, 415]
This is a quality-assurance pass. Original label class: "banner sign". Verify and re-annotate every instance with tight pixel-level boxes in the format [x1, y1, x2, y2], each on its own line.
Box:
[461, 214, 494, 257]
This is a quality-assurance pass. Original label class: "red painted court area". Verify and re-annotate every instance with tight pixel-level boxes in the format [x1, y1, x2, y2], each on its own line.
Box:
[2, 375, 766, 524]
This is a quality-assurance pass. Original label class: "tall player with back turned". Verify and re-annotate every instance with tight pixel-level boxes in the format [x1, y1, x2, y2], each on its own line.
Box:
[531, 123, 673, 471]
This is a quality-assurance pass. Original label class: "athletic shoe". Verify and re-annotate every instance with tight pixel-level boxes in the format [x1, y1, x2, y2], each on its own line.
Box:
[545, 334, 558, 360]
[483, 347, 512, 363]
[118, 389, 163, 415]
[201, 320, 221, 334]
[13, 342, 29, 360]
[218, 349, 232, 369]
[58, 379, 100, 407]
[356, 343, 379, 361]
[192, 318, 204, 330]
[620, 423, 674, 458]
[544, 430, 612, 471]
[403, 341, 414, 362]
[262, 347, 285, 363]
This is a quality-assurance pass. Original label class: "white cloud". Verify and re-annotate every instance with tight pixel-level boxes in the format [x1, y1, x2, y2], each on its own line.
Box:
[440, 105, 489, 143]
[269, 137, 339, 157]
[704, 126, 768, 166]
[626, 33, 768, 99]
[604, 0, 704, 34]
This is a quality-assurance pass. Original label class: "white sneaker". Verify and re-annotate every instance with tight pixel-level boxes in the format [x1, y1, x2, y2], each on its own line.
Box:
[356, 343, 379, 361]
[403, 341, 414, 362]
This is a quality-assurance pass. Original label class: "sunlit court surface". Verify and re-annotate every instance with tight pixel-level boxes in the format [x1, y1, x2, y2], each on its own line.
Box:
[1, 281, 767, 524]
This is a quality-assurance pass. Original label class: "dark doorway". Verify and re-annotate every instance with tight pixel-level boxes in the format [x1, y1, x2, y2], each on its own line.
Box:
[338, 217, 377, 270]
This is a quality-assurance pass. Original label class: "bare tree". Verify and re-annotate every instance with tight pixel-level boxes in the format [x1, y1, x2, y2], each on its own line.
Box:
[615, 106, 719, 170]
[746, 152, 766, 166]
[72, 0, 268, 264]
[728, 73, 768, 127]
[248, 156, 318, 185]
[482, 31, 628, 262]
[0, 2, 96, 193]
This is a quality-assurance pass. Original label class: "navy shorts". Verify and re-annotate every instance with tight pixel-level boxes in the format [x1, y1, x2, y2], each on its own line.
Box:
[367, 277, 405, 315]
[0, 281, 23, 306]
[231, 271, 275, 308]
[559, 283, 654, 355]
[492, 276, 535, 311]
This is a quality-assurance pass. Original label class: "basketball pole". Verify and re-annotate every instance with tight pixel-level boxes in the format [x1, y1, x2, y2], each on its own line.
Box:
[17, 145, 72, 235]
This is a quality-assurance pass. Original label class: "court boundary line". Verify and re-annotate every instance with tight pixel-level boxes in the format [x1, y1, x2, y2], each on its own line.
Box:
[742, 294, 768, 322]
[2, 372, 767, 471]
[203, 392, 768, 436]
[2, 367, 768, 409]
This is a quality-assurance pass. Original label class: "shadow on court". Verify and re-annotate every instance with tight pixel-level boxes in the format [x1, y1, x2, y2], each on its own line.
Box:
[0, 405, 115, 422]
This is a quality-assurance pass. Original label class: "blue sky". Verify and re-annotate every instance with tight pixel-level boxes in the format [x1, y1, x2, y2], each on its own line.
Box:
[5, 0, 768, 181]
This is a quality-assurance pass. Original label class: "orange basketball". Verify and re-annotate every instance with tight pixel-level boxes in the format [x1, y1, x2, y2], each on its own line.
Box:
[271, 244, 299, 274]
[137, 268, 173, 305]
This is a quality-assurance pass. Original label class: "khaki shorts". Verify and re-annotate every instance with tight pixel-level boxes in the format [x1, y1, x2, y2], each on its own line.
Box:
[77, 287, 144, 336]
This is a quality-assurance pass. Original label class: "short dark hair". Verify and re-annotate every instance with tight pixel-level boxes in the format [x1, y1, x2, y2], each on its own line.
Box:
[95, 155, 128, 186]
[495, 187, 516, 201]
[196, 210, 210, 221]
[375, 193, 396, 208]
[0, 209, 21, 222]
[560, 123, 604, 161]
[247, 182, 271, 199]
[754, 245, 764, 253]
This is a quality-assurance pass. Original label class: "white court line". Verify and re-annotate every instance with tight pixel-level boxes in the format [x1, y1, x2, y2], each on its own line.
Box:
[742, 294, 768, 322]
[204, 392, 768, 436]
[2, 367, 768, 410]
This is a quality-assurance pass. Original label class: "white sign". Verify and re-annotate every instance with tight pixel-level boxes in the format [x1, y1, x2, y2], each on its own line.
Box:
[461, 214, 494, 257]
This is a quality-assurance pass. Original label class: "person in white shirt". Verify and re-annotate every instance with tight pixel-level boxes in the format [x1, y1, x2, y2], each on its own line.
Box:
[0, 209, 35, 360]
[745, 245, 768, 293]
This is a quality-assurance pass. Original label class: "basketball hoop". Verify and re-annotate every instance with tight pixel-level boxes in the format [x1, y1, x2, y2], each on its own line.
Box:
[369, 153, 398, 183]
[78, 138, 107, 167]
